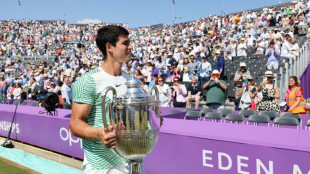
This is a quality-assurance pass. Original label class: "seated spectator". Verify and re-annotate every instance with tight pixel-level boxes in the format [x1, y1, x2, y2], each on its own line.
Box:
[239, 75, 257, 110]
[237, 38, 247, 56]
[199, 56, 212, 81]
[186, 77, 202, 109]
[187, 55, 199, 79]
[13, 83, 22, 99]
[203, 70, 227, 110]
[255, 37, 266, 55]
[265, 41, 280, 70]
[280, 34, 295, 61]
[285, 76, 307, 114]
[256, 71, 280, 112]
[140, 77, 149, 94]
[291, 38, 300, 57]
[171, 77, 187, 107]
[223, 40, 233, 60]
[230, 39, 238, 57]
[156, 76, 171, 107]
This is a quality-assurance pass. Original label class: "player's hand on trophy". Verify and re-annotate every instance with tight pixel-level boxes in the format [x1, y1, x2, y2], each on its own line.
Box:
[100, 125, 116, 149]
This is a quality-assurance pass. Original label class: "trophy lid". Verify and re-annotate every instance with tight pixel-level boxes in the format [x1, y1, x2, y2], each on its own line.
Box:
[116, 67, 152, 104]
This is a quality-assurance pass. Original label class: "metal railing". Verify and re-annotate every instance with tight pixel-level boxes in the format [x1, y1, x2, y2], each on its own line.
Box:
[278, 41, 310, 102]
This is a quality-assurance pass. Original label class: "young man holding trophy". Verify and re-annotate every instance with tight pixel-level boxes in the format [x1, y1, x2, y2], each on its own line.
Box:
[69, 25, 133, 173]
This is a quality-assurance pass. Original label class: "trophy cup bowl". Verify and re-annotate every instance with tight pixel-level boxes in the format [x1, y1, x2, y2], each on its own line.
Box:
[102, 77, 161, 174]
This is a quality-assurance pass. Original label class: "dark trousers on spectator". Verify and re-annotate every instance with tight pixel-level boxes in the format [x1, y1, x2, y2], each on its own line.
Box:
[62, 99, 72, 109]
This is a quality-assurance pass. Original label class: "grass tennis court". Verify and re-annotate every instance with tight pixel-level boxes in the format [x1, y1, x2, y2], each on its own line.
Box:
[0, 157, 39, 174]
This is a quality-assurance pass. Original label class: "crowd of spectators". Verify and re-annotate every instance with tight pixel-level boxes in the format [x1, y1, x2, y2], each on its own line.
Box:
[0, 0, 309, 113]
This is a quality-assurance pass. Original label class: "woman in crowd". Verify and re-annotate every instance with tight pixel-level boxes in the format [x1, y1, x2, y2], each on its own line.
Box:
[256, 71, 280, 112]
[285, 76, 307, 114]
[255, 37, 266, 55]
[13, 83, 22, 99]
[231, 40, 238, 57]
[156, 76, 172, 107]
[171, 77, 187, 107]
[182, 58, 191, 83]
[239, 75, 257, 110]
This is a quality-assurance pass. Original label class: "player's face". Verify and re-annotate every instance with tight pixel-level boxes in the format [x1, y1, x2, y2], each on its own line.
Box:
[112, 36, 132, 63]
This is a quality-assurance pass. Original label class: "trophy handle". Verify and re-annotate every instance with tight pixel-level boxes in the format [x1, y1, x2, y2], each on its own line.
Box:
[101, 86, 117, 131]
[148, 85, 159, 101]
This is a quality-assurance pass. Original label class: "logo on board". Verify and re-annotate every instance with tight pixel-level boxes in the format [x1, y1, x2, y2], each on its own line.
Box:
[0, 121, 20, 134]
[59, 127, 82, 149]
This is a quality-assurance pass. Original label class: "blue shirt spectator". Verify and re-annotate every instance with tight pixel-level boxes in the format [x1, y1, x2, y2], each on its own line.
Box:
[265, 42, 280, 70]
[199, 57, 212, 81]
[215, 52, 225, 79]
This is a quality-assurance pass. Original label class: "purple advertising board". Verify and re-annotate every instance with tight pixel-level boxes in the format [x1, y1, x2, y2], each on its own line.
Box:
[1, 104, 310, 173]
[144, 118, 310, 174]
[0, 105, 83, 159]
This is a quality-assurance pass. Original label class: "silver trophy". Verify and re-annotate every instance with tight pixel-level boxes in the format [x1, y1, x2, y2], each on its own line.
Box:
[102, 66, 162, 174]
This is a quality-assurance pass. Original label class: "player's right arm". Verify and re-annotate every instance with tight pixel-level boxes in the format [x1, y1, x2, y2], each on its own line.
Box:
[70, 102, 116, 148]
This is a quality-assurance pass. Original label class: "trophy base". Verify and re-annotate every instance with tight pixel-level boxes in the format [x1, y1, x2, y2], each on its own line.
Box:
[107, 161, 146, 174]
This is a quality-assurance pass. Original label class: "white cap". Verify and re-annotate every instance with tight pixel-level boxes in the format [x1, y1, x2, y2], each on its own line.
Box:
[240, 62, 246, 67]
[215, 51, 221, 54]
[212, 70, 220, 74]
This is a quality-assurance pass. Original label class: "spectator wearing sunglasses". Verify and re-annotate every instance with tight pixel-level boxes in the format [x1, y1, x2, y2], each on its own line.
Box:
[156, 77, 172, 107]
[171, 77, 187, 107]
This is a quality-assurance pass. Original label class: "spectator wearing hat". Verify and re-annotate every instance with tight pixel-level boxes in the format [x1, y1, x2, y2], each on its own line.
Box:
[256, 71, 280, 112]
[265, 41, 280, 70]
[255, 37, 266, 55]
[237, 38, 247, 56]
[239, 75, 257, 110]
[223, 40, 233, 60]
[48, 82, 57, 93]
[199, 56, 212, 81]
[215, 51, 225, 79]
[203, 70, 227, 110]
[234, 62, 251, 110]
[186, 76, 202, 109]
